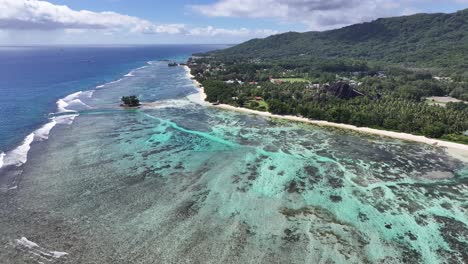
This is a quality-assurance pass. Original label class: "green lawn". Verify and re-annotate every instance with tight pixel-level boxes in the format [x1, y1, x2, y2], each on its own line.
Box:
[426, 96, 466, 107]
[246, 99, 269, 112]
[276, 77, 309, 83]
[257, 100, 268, 109]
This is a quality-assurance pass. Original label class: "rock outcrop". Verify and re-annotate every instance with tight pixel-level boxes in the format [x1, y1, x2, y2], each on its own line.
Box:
[326, 82, 363, 99]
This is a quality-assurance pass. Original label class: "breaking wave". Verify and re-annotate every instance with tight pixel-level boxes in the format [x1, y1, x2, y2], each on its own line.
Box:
[34, 119, 57, 140]
[125, 65, 149, 77]
[124, 71, 135, 77]
[1, 61, 155, 170]
[0, 114, 79, 169]
[2, 133, 34, 168]
[56, 91, 93, 113]
[0, 152, 5, 168]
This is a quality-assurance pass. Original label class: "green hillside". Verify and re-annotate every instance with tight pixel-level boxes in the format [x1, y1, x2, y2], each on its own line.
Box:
[206, 9, 468, 73]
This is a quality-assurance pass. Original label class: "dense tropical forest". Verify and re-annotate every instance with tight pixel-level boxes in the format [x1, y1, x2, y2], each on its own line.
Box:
[189, 9, 468, 143]
[201, 9, 468, 75]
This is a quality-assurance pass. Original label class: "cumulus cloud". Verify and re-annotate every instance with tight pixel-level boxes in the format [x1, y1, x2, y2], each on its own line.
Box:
[191, 0, 462, 30]
[0, 0, 276, 41]
[188, 26, 278, 37]
[192, 0, 366, 18]
[0, 0, 185, 34]
[132, 23, 186, 35]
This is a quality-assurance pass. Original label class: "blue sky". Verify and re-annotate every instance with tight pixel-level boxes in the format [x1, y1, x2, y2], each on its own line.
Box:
[0, 0, 467, 45]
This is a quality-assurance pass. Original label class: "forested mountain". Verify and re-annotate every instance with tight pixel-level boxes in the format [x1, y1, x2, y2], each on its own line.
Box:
[205, 9, 468, 73]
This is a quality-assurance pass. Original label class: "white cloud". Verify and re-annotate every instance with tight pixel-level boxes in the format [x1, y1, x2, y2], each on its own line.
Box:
[0, 0, 186, 34]
[188, 26, 278, 37]
[132, 23, 187, 35]
[192, 0, 289, 19]
[0, 0, 277, 43]
[191, 0, 463, 30]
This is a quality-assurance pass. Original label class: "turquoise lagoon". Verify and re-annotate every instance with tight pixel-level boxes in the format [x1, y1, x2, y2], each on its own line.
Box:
[0, 61, 467, 264]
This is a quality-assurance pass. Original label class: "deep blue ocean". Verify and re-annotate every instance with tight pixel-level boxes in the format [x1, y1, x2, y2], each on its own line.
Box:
[0, 45, 221, 153]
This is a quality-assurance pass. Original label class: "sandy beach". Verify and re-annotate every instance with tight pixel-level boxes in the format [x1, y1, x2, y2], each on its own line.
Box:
[183, 65, 468, 162]
[184, 66, 208, 105]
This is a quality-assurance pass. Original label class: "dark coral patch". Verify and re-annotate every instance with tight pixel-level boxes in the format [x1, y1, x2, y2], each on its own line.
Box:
[329, 195, 343, 203]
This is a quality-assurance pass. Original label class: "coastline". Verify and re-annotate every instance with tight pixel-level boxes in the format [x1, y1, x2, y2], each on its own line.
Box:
[183, 66, 208, 105]
[0, 60, 153, 171]
[184, 66, 468, 162]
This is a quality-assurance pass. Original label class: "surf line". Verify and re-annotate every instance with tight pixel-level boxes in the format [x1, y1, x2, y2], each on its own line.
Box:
[141, 112, 237, 148]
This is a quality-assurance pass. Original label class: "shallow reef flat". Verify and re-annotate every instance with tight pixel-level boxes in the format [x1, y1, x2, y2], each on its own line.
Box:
[0, 62, 466, 264]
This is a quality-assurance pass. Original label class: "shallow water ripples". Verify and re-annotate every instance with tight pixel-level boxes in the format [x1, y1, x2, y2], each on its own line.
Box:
[0, 64, 467, 263]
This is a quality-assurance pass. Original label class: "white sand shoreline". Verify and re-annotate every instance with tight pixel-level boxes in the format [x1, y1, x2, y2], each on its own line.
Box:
[184, 66, 209, 106]
[183, 65, 468, 162]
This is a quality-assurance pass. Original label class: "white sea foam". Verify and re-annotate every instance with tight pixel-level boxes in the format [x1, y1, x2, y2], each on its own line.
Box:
[50, 251, 69, 258]
[2, 62, 152, 170]
[124, 71, 135, 77]
[107, 78, 124, 85]
[141, 99, 192, 110]
[1, 114, 78, 169]
[16, 237, 69, 260]
[54, 114, 78, 125]
[33, 113, 78, 140]
[68, 99, 91, 109]
[57, 99, 75, 113]
[125, 65, 149, 77]
[34, 120, 57, 140]
[16, 237, 39, 248]
[3, 133, 34, 167]
[62, 91, 83, 102]
[83, 90, 94, 98]
[57, 99, 90, 113]
[96, 64, 150, 89]
[57, 91, 92, 113]
[57, 91, 82, 113]
[0, 152, 5, 168]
